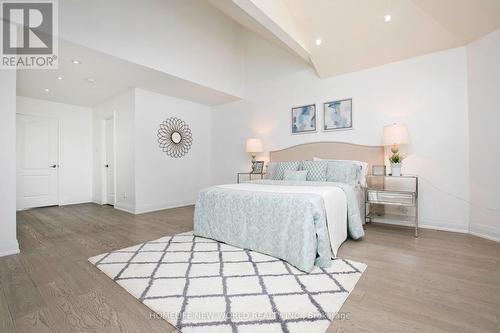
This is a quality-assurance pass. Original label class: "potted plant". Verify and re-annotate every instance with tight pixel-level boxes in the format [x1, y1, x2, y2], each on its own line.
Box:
[389, 153, 404, 176]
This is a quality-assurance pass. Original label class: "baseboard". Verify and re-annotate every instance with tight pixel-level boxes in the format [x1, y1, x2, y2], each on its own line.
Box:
[17, 200, 93, 210]
[469, 224, 500, 243]
[418, 224, 469, 234]
[0, 243, 20, 257]
[114, 202, 136, 214]
[371, 217, 469, 234]
[92, 200, 115, 206]
[135, 202, 195, 215]
[418, 216, 469, 233]
[370, 216, 500, 241]
[60, 200, 92, 206]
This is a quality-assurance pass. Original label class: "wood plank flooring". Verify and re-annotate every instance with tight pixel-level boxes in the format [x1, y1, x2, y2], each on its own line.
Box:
[1, 203, 499, 332]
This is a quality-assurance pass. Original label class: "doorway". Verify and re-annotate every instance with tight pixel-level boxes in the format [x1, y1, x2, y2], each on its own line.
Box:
[104, 116, 115, 205]
[16, 114, 59, 210]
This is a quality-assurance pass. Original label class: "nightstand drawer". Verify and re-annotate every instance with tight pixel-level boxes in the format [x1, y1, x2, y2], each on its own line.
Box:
[367, 190, 415, 205]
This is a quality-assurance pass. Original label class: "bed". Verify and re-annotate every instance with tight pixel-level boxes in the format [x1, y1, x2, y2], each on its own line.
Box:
[194, 142, 384, 272]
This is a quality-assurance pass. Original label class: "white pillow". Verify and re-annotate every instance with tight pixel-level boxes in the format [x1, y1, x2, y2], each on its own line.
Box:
[313, 157, 368, 187]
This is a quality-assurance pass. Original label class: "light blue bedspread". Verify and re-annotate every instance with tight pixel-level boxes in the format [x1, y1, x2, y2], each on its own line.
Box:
[193, 180, 364, 272]
[253, 180, 365, 239]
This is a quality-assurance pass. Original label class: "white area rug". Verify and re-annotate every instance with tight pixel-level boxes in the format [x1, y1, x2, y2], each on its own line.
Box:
[89, 231, 366, 333]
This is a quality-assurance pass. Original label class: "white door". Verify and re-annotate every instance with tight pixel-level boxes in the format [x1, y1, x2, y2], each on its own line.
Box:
[105, 117, 115, 205]
[16, 114, 59, 209]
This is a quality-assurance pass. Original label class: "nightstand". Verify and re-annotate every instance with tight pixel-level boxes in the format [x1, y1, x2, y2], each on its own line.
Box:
[365, 175, 419, 237]
[237, 172, 265, 184]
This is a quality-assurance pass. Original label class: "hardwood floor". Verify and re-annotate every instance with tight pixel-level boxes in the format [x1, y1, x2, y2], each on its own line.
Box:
[1, 203, 499, 332]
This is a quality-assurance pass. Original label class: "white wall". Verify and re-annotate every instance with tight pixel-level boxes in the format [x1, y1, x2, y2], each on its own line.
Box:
[134, 89, 212, 213]
[59, 0, 244, 99]
[211, 32, 470, 232]
[93, 90, 136, 213]
[16, 97, 93, 206]
[467, 29, 500, 242]
[0, 70, 20, 257]
[93, 88, 212, 214]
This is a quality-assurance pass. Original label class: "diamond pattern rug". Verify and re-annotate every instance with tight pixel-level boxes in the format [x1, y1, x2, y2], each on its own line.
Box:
[89, 231, 366, 333]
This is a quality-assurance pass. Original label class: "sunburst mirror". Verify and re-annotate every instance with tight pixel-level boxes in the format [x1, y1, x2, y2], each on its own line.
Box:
[157, 117, 193, 158]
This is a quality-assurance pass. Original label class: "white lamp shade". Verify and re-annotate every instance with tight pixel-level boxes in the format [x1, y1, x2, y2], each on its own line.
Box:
[382, 124, 409, 146]
[246, 138, 263, 153]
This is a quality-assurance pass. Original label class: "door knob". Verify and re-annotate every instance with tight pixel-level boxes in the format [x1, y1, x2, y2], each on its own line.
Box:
[105, 164, 109, 168]
[50, 164, 57, 168]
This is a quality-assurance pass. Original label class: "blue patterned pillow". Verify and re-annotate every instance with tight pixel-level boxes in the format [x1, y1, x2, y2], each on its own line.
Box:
[283, 170, 308, 181]
[300, 160, 328, 181]
[326, 161, 362, 185]
[265, 162, 277, 179]
[272, 161, 301, 180]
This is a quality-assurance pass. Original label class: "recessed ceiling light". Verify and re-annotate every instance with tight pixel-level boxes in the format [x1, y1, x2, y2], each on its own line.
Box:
[384, 14, 392, 22]
[71, 59, 81, 64]
[315, 38, 322, 46]
[56, 76, 63, 80]
[44, 88, 50, 92]
[86, 77, 95, 84]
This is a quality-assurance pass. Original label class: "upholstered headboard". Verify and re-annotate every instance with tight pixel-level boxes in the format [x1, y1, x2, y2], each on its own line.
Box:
[269, 141, 384, 174]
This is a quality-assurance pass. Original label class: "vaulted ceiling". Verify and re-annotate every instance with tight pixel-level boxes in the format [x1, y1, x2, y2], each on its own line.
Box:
[211, 0, 500, 77]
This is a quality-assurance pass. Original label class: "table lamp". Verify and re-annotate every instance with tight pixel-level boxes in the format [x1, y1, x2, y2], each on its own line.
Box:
[246, 138, 263, 170]
[382, 123, 409, 176]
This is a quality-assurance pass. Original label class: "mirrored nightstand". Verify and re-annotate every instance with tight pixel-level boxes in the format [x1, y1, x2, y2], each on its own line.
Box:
[237, 173, 265, 184]
[365, 175, 419, 237]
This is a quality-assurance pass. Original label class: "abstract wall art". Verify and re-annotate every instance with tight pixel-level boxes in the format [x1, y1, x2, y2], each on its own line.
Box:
[323, 99, 352, 131]
[291, 104, 316, 134]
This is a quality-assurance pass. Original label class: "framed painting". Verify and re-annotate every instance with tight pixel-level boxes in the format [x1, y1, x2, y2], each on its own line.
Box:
[291, 104, 316, 134]
[323, 98, 352, 131]
[251, 160, 264, 174]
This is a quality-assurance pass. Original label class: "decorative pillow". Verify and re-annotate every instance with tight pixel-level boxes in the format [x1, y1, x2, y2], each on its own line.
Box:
[300, 160, 328, 181]
[315, 157, 368, 186]
[283, 170, 308, 181]
[272, 161, 301, 180]
[326, 161, 363, 186]
[265, 162, 277, 179]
